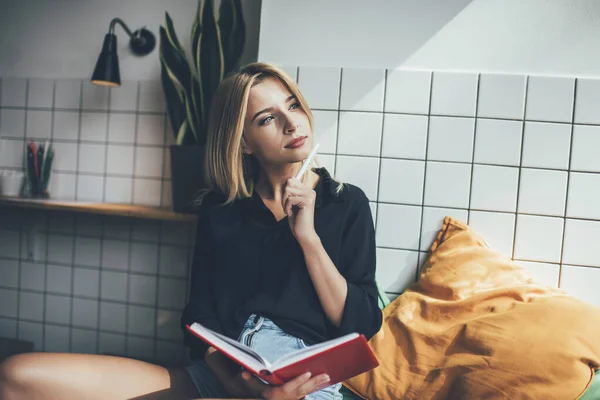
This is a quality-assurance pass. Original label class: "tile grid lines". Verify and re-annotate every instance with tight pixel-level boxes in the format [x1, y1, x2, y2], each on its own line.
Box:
[103, 84, 117, 202]
[300, 152, 600, 174]
[0, 248, 191, 274]
[0, 283, 186, 313]
[130, 83, 142, 204]
[93, 86, 115, 353]
[0, 79, 2, 159]
[0, 138, 168, 149]
[466, 73, 482, 224]
[152, 222, 165, 361]
[73, 81, 84, 200]
[67, 219, 77, 351]
[0, 105, 166, 116]
[42, 158, 53, 349]
[300, 107, 600, 127]
[5, 113, 599, 140]
[16, 81, 31, 347]
[1, 82, 171, 202]
[15, 216, 23, 345]
[160, 113, 170, 207]
[415, 71, 434, 277]
[332, 68, 343, 177]
[5, 105, 593, 127]
[558, 78, 580, 286]
[124, 218, 134, 356]
[95, 220, 106, 354]
[510, 76, 530, 260]
[0, 314, 182, 344]
[5, 153, 600, 177]
[373, 69, 389, 233]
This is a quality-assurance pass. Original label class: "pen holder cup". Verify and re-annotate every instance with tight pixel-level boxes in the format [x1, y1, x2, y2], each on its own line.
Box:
[0, 171, 25, 197]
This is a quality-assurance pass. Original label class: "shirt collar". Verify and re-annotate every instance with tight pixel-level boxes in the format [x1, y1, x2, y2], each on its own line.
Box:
[313, 167, 344, 208]
[241, 167, 343, 224]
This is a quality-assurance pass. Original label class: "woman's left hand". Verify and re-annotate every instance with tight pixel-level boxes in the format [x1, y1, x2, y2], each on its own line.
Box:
[283, 177, 318, 245]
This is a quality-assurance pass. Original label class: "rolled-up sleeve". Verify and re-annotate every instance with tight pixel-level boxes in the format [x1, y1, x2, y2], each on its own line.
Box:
[334, 192, 383, 340]
[181, 204, 222, 359]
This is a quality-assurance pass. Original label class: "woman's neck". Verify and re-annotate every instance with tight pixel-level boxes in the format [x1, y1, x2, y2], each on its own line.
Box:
[255, 163, 315, 201]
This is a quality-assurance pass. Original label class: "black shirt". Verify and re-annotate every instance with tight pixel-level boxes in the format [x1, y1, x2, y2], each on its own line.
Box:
[181, 167, 383, 359]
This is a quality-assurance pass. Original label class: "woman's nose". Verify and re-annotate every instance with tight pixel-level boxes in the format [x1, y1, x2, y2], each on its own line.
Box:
[283, 114, 299, 134]
[285, 122, 298, 134]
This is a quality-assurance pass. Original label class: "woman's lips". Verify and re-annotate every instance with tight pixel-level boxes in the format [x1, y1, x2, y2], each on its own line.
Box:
[286, 136, 308, 149]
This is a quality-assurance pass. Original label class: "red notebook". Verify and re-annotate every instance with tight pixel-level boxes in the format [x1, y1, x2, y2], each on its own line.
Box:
[186, 322, 379, 386]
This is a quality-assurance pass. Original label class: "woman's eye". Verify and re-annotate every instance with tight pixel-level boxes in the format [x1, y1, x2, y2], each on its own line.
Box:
[260, 116, 274, 125]
[290, 102, 300, 110]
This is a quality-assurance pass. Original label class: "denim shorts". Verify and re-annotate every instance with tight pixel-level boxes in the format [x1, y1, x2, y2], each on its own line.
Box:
[185, 314, 343, 399]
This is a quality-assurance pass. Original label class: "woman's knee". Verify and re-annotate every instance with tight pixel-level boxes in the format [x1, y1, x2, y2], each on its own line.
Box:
[0, 353, 42, 398]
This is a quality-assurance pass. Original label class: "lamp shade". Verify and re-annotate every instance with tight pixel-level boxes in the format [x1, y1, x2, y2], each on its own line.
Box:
[91, 33, 121, 87]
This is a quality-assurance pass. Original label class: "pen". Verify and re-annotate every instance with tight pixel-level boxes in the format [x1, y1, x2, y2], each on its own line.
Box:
[295, 143, 320, 180]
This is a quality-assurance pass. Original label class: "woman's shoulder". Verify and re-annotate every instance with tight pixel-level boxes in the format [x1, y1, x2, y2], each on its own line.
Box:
[329, 180, 369, 212]
[192, 189, 229, 216]
[315, 167, 369, 208]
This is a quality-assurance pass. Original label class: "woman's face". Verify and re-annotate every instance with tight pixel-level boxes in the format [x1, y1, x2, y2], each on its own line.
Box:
[242, 77, 312, 167]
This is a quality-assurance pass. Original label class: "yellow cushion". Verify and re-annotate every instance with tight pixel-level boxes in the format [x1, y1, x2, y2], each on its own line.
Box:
[343, 216, 600, 399]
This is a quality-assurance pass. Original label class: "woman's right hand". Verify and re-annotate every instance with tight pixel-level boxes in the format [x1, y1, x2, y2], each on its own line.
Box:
[240, 370, 331, 400]
[205, 347, 331, 399]
[205, 347, 257, 397]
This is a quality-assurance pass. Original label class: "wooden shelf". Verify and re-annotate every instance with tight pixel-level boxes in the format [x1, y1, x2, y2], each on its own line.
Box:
[0, 196, 197, 222]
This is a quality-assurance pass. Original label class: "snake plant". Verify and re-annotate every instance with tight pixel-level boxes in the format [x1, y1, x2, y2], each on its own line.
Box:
[159, 0, 246, 145]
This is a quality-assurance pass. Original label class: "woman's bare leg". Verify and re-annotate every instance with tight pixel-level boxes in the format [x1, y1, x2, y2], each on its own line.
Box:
[0, 352, 200, 400]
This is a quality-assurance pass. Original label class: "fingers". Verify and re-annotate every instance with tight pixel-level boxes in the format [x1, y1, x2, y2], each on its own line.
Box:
[296, 373, 331, 396]
[265, 372, 330, 399]
[283, 371, 313, 392]
[239, 371, 267, 396]
[283, 187, 315, 206]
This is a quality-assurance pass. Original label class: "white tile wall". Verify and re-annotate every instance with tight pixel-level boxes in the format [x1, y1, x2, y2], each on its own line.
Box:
[0, 76, 192, 365]
[424, 162, 471, 208]
[574, 78, 600, 125]
[521, 122, 571, 170]
[337, 112, 383, 157]
[470, 165, 519, 212]
[308, 68, 600, 309]
[427, 116, 475, 162]
[525, 76, 574, 123]
[477, 74, 526, 120]
[340, 68, 385, 112]
[571, 125, 600, 172]
[297, 67, 341, 110]
[430, 72, 478, 117]
[3, 68, 600, 365]
[384, 69, 431, 114]
[381, 114, 428, 159]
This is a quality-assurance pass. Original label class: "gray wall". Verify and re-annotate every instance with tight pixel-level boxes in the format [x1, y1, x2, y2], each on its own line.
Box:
[404, 0, 600, 77]
[258, 0, 472, 68]
[0, 0, 261, 365]
[0, 0, 262, 79]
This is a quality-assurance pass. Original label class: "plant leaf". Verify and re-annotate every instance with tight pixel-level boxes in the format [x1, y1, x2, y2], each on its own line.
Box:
[219, 0, 246, 74]
[199, 0, 224, 121]
[191, 0, 203, 77]
[160, 52, 185, 140]
[164, 12, 187, 59]
[159, 21, 199, 143]
[176, 119, 188, 145]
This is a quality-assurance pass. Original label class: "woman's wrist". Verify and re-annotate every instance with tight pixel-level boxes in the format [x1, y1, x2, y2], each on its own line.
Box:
[298, 231, 321, 251]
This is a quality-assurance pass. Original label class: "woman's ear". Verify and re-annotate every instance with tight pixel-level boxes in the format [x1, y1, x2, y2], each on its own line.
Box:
[241, 135, 253, 155]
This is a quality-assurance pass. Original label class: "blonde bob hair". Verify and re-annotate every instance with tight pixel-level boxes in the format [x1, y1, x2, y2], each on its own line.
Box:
[203, 62, 323, 204]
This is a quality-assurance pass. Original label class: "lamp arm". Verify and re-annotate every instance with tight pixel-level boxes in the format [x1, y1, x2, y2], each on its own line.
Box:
[108, 18, 136, 39]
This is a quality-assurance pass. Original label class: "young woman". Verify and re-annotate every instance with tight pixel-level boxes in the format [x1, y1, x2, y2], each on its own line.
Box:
[0, 62, 382, 400]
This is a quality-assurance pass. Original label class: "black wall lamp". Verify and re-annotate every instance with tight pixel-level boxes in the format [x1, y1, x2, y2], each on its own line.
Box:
[91, 18, 156, 87]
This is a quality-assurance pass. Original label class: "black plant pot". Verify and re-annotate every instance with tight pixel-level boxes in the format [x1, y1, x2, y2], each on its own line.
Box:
[169, 145, 208, 214]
